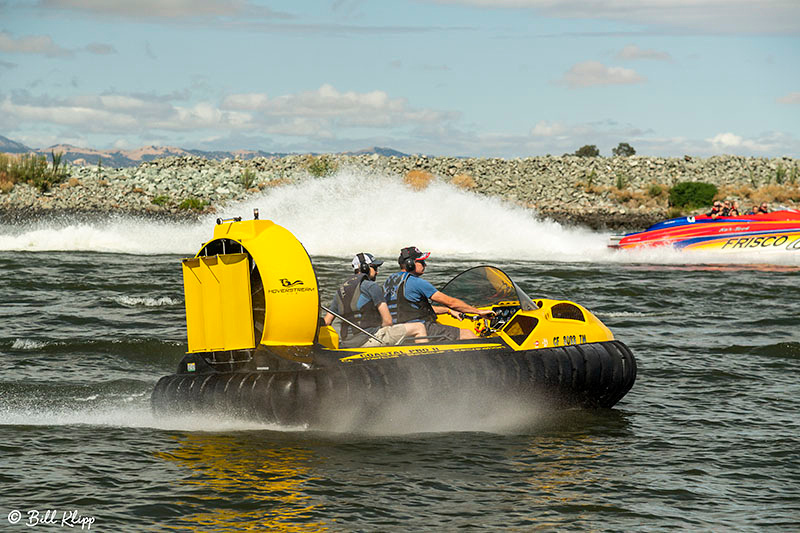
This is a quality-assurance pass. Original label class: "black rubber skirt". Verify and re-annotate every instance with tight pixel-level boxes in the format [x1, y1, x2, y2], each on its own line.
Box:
[151, 340, 636, 429]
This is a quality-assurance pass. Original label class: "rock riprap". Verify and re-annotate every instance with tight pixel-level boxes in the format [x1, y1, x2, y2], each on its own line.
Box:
[1, 154, 797, 230]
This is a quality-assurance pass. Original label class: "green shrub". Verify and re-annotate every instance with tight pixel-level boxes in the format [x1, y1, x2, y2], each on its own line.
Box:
[586, 169, 597, 187]
[151, 195, 170, 206]
[615, 173, 627, 189]
[574, 144, 599, 157]
[612, 142, 636, 157]
[238, 168, 257, 189]
[306, 155, 338, 177]
[0, 151, 68, 192]
[775, 164, 786, 185]
[178, 197, 209, 211]
[648, 184, 663, 197]
[668, 181, 717, 208]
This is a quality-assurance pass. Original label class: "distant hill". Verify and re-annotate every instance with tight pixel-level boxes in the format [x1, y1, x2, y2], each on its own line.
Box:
[344, 146, 408, 157]
[0, 135, 409, 167]
[0, 135, 32, 154]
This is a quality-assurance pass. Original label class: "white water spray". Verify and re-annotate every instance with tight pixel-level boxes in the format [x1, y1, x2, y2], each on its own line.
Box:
[1, 170, 798, 265]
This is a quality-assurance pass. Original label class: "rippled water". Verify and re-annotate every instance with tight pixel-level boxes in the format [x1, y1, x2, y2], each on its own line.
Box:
[2, 174, 799, 531]
[1, 248, 798, 531]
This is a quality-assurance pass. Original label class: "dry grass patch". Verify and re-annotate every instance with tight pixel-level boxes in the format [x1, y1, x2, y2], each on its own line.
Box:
[404, 169, 434, 190]
[451, 173, 476, 190]
[263, 178, 292, 188]
[715, 183, 800, 206]
[578, 182, 604, 194]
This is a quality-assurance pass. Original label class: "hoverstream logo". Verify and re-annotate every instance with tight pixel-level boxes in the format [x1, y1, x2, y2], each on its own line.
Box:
[268, 278, 316, 294]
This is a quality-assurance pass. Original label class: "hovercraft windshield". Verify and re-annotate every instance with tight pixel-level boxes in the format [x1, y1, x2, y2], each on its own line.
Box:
[440, 266, 537, 311]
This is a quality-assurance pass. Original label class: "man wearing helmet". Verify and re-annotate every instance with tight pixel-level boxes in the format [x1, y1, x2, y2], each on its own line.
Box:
[323, 252, 425, 348]
[383, 247, 494, 341]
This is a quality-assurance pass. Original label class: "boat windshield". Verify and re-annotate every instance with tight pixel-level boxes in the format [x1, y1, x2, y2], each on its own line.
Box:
[439, 266, 537, 310]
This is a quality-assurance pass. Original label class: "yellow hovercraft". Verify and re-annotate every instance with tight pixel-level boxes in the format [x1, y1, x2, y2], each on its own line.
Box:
[151, 214, 636, 428]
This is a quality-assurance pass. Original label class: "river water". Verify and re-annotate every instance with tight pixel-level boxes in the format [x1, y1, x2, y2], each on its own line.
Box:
[1, 173, 798, 531]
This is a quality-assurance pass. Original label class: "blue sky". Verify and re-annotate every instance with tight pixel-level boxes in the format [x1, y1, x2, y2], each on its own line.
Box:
[1, 0, 799, 157]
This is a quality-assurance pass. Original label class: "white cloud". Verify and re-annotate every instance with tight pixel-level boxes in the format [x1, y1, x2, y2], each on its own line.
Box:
[0, 31, 116, 58]
[222, 93, 270, 111]
[0, 31, 72, 57]
[223, 84, 457, 128]
[556, 61, 645, 88]
[530, 121, 567, 137]
[706, 132, 776, 153]
[0, 85, 459, 145]
[39, 0, 288, 20]
[777, 92, 800, 105]
[428, 1, 800, 34]
[617, 44, 671, 61]
[0, 93, 250, 134]
[1, 97, 138, 130]
[85, 43, 116, 55]
[3, 87, 797, 158]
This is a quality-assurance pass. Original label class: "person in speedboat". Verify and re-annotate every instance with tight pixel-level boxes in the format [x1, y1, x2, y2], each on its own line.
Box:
[708, 201, 723, 218]
[323, 253, 425, 348]
[383, 247, 494, 341]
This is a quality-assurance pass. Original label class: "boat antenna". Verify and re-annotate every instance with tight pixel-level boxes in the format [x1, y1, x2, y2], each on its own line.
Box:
[320, 305, 385, 345]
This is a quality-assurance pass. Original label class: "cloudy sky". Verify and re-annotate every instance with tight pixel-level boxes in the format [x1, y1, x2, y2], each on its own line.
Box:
[1, 0, 799, 157]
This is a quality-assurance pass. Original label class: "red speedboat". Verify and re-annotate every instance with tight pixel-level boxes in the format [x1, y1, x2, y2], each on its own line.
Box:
[609, 209, 800, 253]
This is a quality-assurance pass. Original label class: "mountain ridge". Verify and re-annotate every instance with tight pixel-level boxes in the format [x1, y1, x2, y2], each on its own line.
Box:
[0, 135, 408, 168]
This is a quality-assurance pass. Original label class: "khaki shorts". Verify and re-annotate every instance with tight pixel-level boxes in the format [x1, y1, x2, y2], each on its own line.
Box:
[362, 324, 407, 347]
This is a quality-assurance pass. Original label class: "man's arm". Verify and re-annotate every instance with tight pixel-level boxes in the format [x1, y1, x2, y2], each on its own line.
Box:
[323, 312, 335, 326]
[376, 302, 393, 327]
[430, 291, 493, 317]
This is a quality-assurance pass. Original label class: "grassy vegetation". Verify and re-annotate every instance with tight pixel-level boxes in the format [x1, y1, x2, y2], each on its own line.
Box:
[585, 169, 597, 188]
[178, 197, 209, 211]
[305, 155, 338, 178]
[238, 168, 257, 189]
[0, 151, 69, 192]
[775, 164, 786, 185]
[714, 183, 800, 208]
[150, 194, 170, 206]
[647, 184, 663, 197]
[571, 171, 800, 217]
